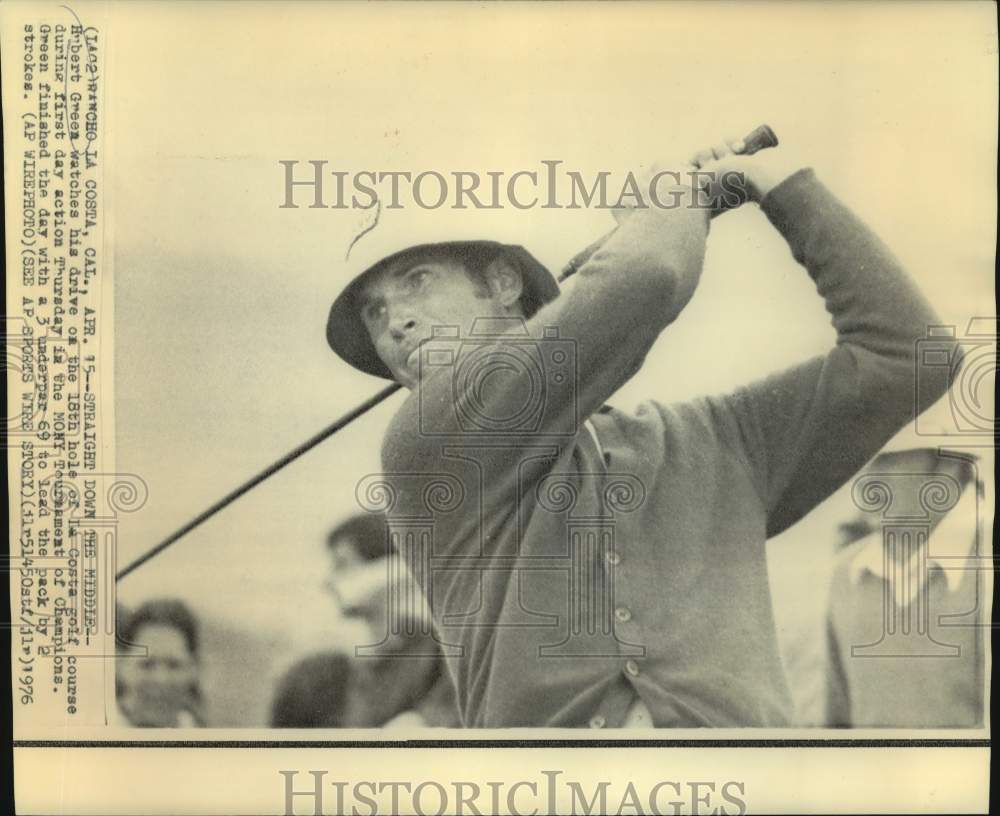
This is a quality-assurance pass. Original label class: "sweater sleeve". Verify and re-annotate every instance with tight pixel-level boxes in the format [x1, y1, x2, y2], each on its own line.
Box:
[825, 614, 853, 727]
[713, 169, 957, 536]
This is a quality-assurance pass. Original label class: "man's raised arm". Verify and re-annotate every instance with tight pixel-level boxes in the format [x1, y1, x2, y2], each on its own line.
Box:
[703, 163, 955, 536]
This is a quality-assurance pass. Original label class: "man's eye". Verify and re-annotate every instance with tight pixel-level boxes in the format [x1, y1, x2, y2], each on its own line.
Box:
[365, 303, 387, 323]
[405, 269, 431, 292]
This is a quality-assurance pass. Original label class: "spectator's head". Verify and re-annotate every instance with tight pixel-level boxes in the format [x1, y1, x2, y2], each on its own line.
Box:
[327, 512, 388, 571]
[325, 513, 391, 634]
[117, 598, 203, 727]
[115, 603, 132, 698]
[270, 652, 352, 728]
[837, 448, 979, 554]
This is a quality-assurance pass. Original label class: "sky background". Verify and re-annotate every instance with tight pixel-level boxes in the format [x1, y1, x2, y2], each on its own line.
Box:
[107, 1, 997, 724]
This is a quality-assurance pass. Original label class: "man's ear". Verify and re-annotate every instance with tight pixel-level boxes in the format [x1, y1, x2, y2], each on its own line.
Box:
[484, 257, 524, 310]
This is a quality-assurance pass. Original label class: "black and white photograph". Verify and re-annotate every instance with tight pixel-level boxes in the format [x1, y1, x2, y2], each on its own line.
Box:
[3, 1, 995, 813]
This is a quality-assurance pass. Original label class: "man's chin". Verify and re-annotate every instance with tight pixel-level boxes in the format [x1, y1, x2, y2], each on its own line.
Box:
[392, 367, 419, 390]
[342, 607, 383, 627]
[130, 704, 185, 727]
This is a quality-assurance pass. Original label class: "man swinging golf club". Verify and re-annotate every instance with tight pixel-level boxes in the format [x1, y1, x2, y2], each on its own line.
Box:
[326, 135, 957, 728]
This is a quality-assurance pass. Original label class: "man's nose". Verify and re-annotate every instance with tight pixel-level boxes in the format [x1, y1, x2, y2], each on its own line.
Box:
[388, 312, 418, 341]
[145, 663, 175, 686]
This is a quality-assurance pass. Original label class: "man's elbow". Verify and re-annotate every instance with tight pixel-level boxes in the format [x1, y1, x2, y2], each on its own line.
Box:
[618, 256, 700, 326]
[848, 312, 967, 417]
[660, 261, 702, 323]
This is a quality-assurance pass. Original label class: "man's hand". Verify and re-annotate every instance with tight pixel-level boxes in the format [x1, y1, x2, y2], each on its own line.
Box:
[691, 136, 807, 204]
[611, 135, 805, 227]
[611, 157, 711, 226]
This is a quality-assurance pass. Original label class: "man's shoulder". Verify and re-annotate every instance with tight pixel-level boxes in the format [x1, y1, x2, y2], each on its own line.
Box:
[382, 388, 745, 478]
[381, 387, 426, 473]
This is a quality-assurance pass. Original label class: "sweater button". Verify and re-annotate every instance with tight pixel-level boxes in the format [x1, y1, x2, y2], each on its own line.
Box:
[606, 550, 621, 566]
[615, 606, 632, 623]
[624, 659, 640, 677]
[589, 714, 606, 729]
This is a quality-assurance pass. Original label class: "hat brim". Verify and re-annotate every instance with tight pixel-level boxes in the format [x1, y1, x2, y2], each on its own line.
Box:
[326, 241, 560, 380]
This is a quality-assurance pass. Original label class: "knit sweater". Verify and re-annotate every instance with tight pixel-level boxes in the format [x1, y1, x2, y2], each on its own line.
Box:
[381, 169, 953, 727]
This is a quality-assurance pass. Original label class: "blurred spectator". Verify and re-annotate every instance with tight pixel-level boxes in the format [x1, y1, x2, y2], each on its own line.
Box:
[325, 513, 461, 727]
[116, 598, 206, 727]
[826, 448, 985, 727]
[114, 603, 131, 701]
[270, 652, 352, 727]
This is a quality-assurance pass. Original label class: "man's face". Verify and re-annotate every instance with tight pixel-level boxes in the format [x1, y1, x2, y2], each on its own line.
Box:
[838, 449, 971, 560]
[358, 256, 517, 388]
[123, 623, 199, 727]
[326, 536, 433, 645]
[326, 537, 390, 631]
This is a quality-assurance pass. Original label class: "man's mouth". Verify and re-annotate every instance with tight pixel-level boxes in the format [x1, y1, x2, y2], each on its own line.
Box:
[340, 605, 366, 620]
[404, 340, 431, 377]
[406, 347, 420, 373]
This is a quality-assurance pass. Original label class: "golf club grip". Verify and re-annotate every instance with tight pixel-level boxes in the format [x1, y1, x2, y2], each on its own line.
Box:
[558, 124, 779, 282]
[741, 123, 779, 155]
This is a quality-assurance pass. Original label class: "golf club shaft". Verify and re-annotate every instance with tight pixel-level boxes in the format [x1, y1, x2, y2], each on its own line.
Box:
[115, 382, 401, 581]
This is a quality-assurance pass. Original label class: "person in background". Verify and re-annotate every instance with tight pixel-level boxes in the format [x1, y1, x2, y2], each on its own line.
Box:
[270, 652, 352, 728]
[826, 445, 986, 727]
[325, 513, 460, 728]
[114, 603, 132, 704]
[116, 598, 206, 727]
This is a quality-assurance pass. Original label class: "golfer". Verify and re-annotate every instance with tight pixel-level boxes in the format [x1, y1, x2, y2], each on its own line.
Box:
[326, 137, 955, 727]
